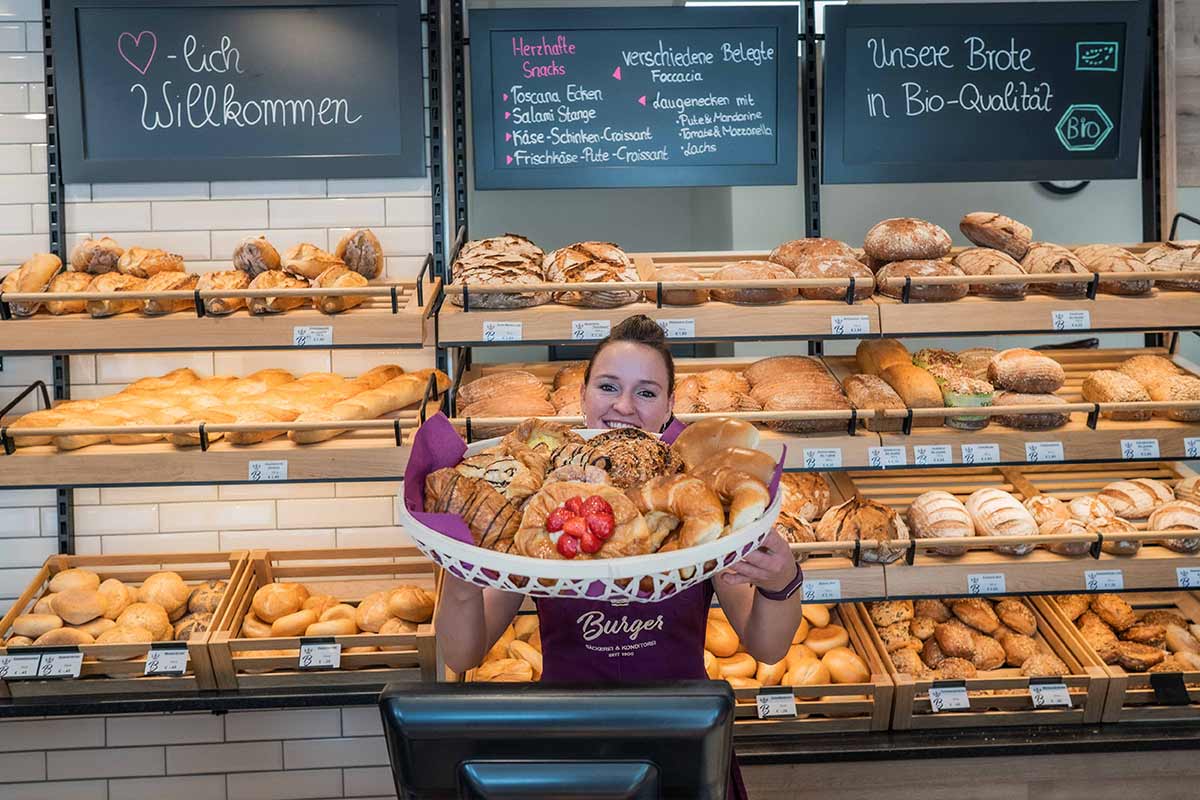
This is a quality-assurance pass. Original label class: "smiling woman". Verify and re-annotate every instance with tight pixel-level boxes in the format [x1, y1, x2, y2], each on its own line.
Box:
[580, 314, 677, 433]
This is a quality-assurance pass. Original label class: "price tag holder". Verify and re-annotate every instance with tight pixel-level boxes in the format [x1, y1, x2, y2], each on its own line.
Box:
[802, 448, 843, 469]
[831, 315, 871, 336]
[802, 579, 842, 603]
[298, 638, 342, 671]
[960, 443, 1000, 465]
[1085, 569, 1124, 591]
[913, 444, 953, 466]
[1120, 438, 1160, 459]
[1187, 438, 1200, 459]
[0, 652, 42, 680]
[867, 446, 906, 469]
[967, 573, 1006, 595]
[755, 687, 798, 719]
[37, 649, 83, 680]
[656, 319, 696, 339]
[292, 325, 333, 347]
[248, 460, 288, 482]
[1177, 567, 1200, 589]
[144, 643, 190, 677]
[928, 681, 971, 713]
[1029, 678, 1072, 709]
[570, 320, 611, 340]
[1025, 441, 1064, 463]
[1051, 309, 1091, 331]
[482, 321, 523, 342]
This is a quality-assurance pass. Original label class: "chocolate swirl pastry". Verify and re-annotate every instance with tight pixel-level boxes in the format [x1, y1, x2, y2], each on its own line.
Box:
[551, 428, 681, 490]
[424, 468, 521, 552]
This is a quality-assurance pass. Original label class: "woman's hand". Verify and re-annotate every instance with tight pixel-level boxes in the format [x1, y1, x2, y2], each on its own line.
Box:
[717, 528, 798, 594]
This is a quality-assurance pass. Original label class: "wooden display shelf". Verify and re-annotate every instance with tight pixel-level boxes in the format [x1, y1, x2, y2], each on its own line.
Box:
[855, 597, 1107, 729]
[1033, 592, 1200, 724]
[207, 548, 437, 691]
[0, 279, 438, 353]
[0, 552, 246, 698]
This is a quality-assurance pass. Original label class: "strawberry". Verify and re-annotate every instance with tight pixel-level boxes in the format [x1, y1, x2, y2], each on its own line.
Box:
[545, 506, 571, 533]
[586, 513, 615, 540]
[581, 495, 613, 517]
[556, 534, 580, 559]
[564, 496, 585, 516]
[580, 531, 602, 554]
[562, 515, 588, 539]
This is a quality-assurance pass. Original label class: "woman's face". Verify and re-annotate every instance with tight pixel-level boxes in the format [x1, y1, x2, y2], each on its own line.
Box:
[581, 341, 673, 432]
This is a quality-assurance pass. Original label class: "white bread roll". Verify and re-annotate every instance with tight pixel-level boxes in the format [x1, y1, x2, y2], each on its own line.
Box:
[387, 586, 435, 624]
[355, 591, 392, 633]
[318, 604, 358, 624]
[33, 594, 57, 615]
[94, 624, 154, 660]
[137, 572, 191, 616]
[716, 652, 757, 679]
[98, 578, 136, 620]
[823, 646, 870, 683]
[73, 617, 117, 638]
[756, 659, 787, 687]
[34, 627, 94, 646]
[806, 625, 849, 655]
[302, 594, 340, 618]
[305, 618, 357, 637]
[50, 588, 105, 625]
[49, 568, 101, 594]
[705, 618, 739, 657]
[251, 582, 308, 624]
[13, 613, 63, 638]
[270, 609, 318, 637]
[241, 613, 273, 639]
[116, 603, 172, 641]
[784, 657, 830, 690]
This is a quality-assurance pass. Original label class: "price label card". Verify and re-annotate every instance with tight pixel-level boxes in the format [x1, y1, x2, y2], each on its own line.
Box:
[755, 689, 798, 719]
[570, 320, 611, 340]
[831, 315, 871, 336]
[913, 444, 953, 466]
[1051, 309, 1091, 331]
[248, 460, 288, 482]
[960, 443, 1001, 465]
[38, 651, 82, 679]
[656, 318, 696, 339]
[298, 642, 342, 670]
[0, 653, 42, 680]
[292, 325, 333, 347]
[928, 684, 971, 712]
[482, 321, 523, 342]
[803, 448, 843, 469]
[1025, 441, 1064, 463]
[1177, 567, 1200, 589]
[1029, 681, 1072, 709]
[802, 579, 842, 603]
[144, 646, 189, 677]
[1085, 569, 1124, 591]
[867, 446, 907, 469]
[1121, 439, 1160, 459]
[1187, 438, 1200, 459]
[967, 573, 1007, 595]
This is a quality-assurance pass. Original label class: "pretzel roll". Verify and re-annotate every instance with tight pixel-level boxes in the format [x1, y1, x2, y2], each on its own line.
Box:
[270, 609, 318, 637]
[627, 474, 725, 549]
[252, 583, 307, 624]
[241, 613, 273, 639]
[670, 418, 761, 471]
[13, 613, 62, 638]
[49, 568, 101, 594]
[806, 624, 849, 655]
[717, 652, 757, 679]
[823, 646, 870, 683]
[387, 586, 435, 623]
[706, 618, 740, 657]
[355, 591, 392, 633]
[305, 618, 357, 637]
[757, 659, 788, 687]
[319, 604, 358, 624]
[693, 464, 770, 530]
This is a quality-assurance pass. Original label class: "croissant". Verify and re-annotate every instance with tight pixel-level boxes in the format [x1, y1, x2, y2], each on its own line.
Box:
[425, 468, 521, 552]
[313, 265, 368, 314]
[626, 473, 725, 550]
[692, 464, 769, 530]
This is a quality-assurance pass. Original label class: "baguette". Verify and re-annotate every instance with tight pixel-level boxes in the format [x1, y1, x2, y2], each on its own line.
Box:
[4, 253, 63, 317]
[86, 272, 146, 317]
[313, 265, 368, 314]
[1081, 370, 1152, 421]
[142, 271, 198, 316]
[247, 270, 310, 315]
[288, 370, 448, 443]
[855, 339, 910, 376]
[197, 270, 251, 316]
[875, 260, 968, 302]
[842, 374, 905, 432]
[987, 349, 1065, 393]
[992, 391, 1070, 430]
[879, 364, 943, 426]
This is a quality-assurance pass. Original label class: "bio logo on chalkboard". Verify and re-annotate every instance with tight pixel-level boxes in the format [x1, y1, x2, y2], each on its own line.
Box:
[1075, 41, 1118, 71]
[1055, 103, 1113, 151]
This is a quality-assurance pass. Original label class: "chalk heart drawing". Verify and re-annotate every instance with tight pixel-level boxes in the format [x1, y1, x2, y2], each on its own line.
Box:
[118, 30, 157, 75]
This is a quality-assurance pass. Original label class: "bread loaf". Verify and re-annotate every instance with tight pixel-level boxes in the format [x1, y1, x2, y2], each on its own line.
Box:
[1143, 375, 1200, 422]
[745, 355, 827, 386]
[855, 339, 910, 376]
[334, 228, 384, 279]
[645, 265, 708, 305]
[770, 237, 859, 266]
[69, 237, 123, 274]
[953, 247, 1027, 297]
[965, 488, 1038, 555]
[879, 364, 944, 423]
[760, 381, 852, 433]
[544, 241, 639, 308]
[993, 391, 1070, 430]
[787, 255, 874, 301]
[247, 270, 309, 315]
[94, 624, 154, 658]
[44, 271, 92, 315]
[907, 491, 974, 555]
[842, 374, 905, 432]
[86, 272, 146, 317]
[197, 269, 251, 315]
[958, 212, 1033, 260]
[875, 260, 968, 302]
[816, 498, 910, 564]
[1081, 370, 1152, 421]
[863, 217, 952, 262]
[1119, 354, 1181, 388]
[988, 349, 1065, 393]
[3, 253, 62, 316]
[1141, 241, 1200, 290]
[1038, 516, 1093, 556]
[710, 260, 796, 305]
[1147, 500, 1200, 553]
[1092, 515, 1141, 556]
[232, 235, 282, 277]
[141, 271, 198, 315]
[1075, 244, 1154, 296]
[117, 247, 184, 279]
[451, 234, 549, 309]
[1099, 478, 1174, 519]
[1021, 243, 1090, 296]
[459, 370, 547, 407]
[283, 243, 343, 280]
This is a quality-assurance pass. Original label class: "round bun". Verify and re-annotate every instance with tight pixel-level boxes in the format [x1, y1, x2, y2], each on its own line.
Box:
[302, 595, 340, 618]
[355, 591, 391, 633]
[806, 624, 850, 655]
[51, 588, 105, 625]
[717, 652, 757, 679]
[801, 604, 831, 629]
[784, 657, 831, 688]
[49, 568, 100, 594]
[785, 643, 818, 671]
[318, 604, 358, 624]
[823, 646, 870, 683]
[13, 613, 63, 638]
[270, 609, 318, 637]
[95, 624, 154, 659]
[98, 579, 135, 620]
[187, 580, 226, 615]
[116, 602, 172, 641]
[725, 676, 762, 690]
[34, 627, 94, 646]
[174, 613, 211, 641]
[387, 586, 434, 623]
[73, 617, 117, 638]
[379, 617, 418, 635]
[705, 619, 739, 657]
[305, 618, 357, 637]
[241, 613, 272, 639]
[33, 593, 57, 615]
[756, 659, 788, 687]
[251, 583, 307, 624]
[138, 572, 191, 616]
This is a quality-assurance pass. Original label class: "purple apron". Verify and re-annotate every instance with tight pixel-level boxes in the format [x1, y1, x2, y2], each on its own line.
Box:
[535, 581, 749, 799]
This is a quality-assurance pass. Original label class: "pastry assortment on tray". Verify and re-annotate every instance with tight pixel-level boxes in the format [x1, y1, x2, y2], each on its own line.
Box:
[0, 229, 388, 318]
[423, 417, 775, 561]
[1054, 593, 1200, 673]
[6, 365, 449, 450]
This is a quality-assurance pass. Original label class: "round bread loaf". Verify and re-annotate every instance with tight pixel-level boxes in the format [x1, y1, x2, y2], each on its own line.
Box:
[252, 582, 307, 624]
[806, 624, 849, 655]
[49, 568, 100, 594]
[52, 588, 105, 625]
[187, 580, 226, 615]
[1148, 500, 1200, 553]
[958, 212, 1033, 259]
[863, 217, 952, 262]
[387, 586, 435, 623]
[645, 265, 709, 306]
[1098, 478, 1174, 519]
[823, 646, 870, 683]
[355, 591, 392, 633]
[1142, 241, 1200, 290]
[953, 247, 1028, 297]
[117, 602, 172, 641]
[138, 572, 190, 616]
[874, 260, 968, 302]
[787, 255, 875, 301]
[98, 578, 135, 620]
[241, 613, 273, 639]
[770, 237, 858, 267]
[34, 627, 94, 646]
[73, 617, 117, 639]
[13, 613, 63, 638]
[270, 609, 318, 637]
[907, 491, 975, 556]
[710, 260, 796, 305]
[1021, 242, 1090, 296]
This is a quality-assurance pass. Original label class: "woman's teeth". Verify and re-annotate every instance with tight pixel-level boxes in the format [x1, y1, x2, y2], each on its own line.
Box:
[605, 420, 637, 429]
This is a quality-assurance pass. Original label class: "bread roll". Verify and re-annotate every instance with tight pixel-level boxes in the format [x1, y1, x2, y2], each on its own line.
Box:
[802, 603, 832, 629]
[1022, 242, 1090, 296]
[247, 270, 309, 315]
[13, 613, 63, 638]
[953, 247, 1027, 297]
[69, 236, 123, 274]
[959, 212, 1033, 260]
[823, 647, 870, 683]
[476, 658, 534, 682]
[174, 613, 210, 641]
[188, 580, 226, 615]
[710, 260, 796, 305]
[86, 272, 146, 317]
[705, 618, 739, 657]
[300, 594, 338, 618]
[355, 591, 392, 633]
[271, 609, 319, 637]
[717, 652, 757, 679]
[907, 491, 975, 556]
[670, 417, 759, 472]
[35, 627, 94, 647]
[197, 269, 251, 316]
[855, 339, 910, 376]
[1082, 371, 1152, 421]
[806, 625, 849, 655]
[842, 374, 905, 432]
[283, 243, 343, 280]
[241, 613, 273, 639]
[388, 586, 434, 623]
[319, 604, 358, 624]
[784, 657, 830, 689]
[993, 391, 1070, 430]
[232, 235, 282, 277]
[117, 603, 172, 641]
[138, 572, 190, 616]
[863, 217, 952, 262]
[313, 265, 369, 314]
[44, 271, 92, 315]
[868, 601, 913, 628]
[252, 583, 307, 624]
[33, 594, 57, 615]
[141, 271, 199, 315]
[1099, 479, 1174, 519]
[966, 488, 1038, 555]
[876, 260, 968, 302]
[94, 624, 154, 659]
[97, 578, 135, 620]
[756, 658, 787, 687]
[50, 568, 101, 593]
[508, 639, 543, 680]
[335, 228, 384, 279]
[988, 349, 1064, 393]
[51, 588, 105, 625]
[117, 246, 184, 279]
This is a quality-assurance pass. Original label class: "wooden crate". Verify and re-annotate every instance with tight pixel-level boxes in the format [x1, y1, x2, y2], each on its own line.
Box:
[0, 552, 246, 697]
[1034, 592, 1200, 723]
[856, 597, 1107, 729]
[208, 548, 437, 690]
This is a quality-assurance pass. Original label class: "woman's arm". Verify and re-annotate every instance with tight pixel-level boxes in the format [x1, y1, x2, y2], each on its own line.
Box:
[435, 574, 525, 674]
[713, 528, 804, 664]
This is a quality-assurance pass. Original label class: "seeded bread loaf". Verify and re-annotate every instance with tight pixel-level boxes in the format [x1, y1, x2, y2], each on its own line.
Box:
[1082, 370, 1152, 421]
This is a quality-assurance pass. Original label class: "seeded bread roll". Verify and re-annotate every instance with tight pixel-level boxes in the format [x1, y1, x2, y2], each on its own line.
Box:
[907, 491, 974, 556]
[953, 247, 1027, 297]
[1021, 652, 1069, 678]
[855, 339, 910, 376]
[1075, 244, 1154, 296]
[1141, 241, 1200, 290]
[875, 260, 968, 302]
[958, 212, 1033, 260]
[1099, 478, 1174, 519]
[645, 265, 708, 306]
[1021, 242, 1090, 296]
[710, 260, 797, 305]
[966, 488, 1038, 555]
[988, 349, 1065, 393]
[1145, 375, 1200, 422]
[1082, 370, 1152, 421]
[842, 374, 905, 432]
[787, 255, 875, 301]
[951, 598, 1000, 634]
[863, 217, 952, 262]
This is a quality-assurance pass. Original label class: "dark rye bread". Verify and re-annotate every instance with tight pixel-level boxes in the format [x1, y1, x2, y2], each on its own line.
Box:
[953, 248, 1027, 297]
[875, 260, 968, 302]
[863, 218, 952, 262]
[769, 237, 858, 268]
[959, 212, 1033, 260]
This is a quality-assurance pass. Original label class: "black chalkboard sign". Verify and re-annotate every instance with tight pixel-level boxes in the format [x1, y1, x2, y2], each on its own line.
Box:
[823, 1, 1148, 184]
[50, 0, 426, 182]
[469, 6, 798, 190]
